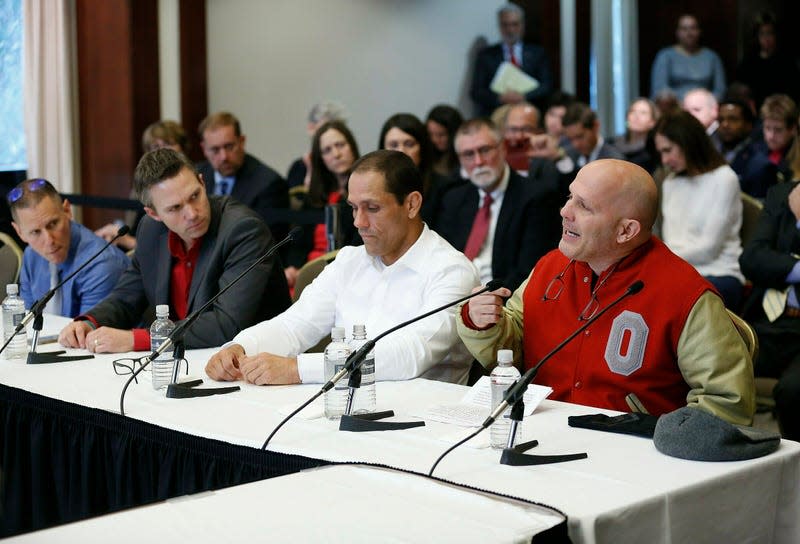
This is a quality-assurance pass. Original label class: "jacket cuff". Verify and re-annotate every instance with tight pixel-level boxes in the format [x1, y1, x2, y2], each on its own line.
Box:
[132, 328, 150, 351]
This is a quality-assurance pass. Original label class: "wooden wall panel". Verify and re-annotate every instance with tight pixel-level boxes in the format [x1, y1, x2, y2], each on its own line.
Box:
[75, 0, 159, 229]
[179, 0, 207, 163]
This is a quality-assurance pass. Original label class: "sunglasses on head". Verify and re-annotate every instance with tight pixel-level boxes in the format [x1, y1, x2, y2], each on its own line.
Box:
[7, 178, 48, 205]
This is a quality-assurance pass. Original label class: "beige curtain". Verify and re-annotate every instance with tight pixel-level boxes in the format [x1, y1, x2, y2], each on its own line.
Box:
[23, 0, 78, 194]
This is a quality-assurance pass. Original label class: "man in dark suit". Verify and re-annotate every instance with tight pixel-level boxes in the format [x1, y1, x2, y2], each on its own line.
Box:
[197, 111, 289, 240]
[470, 3, 553, 116]
[58, 148, 290, 353]
[435, 118, 561, 291]
[740, 181, 800, 440]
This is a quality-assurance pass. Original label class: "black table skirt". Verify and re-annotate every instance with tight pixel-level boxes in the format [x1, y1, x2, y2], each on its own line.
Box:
[0, 383, 330, 537]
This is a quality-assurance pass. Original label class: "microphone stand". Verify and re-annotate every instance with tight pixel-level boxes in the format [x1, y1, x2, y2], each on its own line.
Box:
[1, 226, 131, 364]
[263, 280, 505, 448]
[429, 280, 644, 475]
[118, 227, 300, 416]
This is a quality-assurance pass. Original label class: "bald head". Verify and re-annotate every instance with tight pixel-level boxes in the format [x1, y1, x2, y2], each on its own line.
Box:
[683, 88, 718, 129]
[582, 159, 658, 236]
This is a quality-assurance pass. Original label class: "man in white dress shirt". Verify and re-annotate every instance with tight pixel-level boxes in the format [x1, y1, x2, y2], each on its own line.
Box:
[205, 150, 480, 385]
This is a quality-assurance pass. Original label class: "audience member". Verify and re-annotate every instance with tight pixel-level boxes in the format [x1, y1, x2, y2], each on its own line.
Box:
[436, 119, 560, 291]
[502, 102, 541, 175]
[379, 113, 459, 226]
[205, 150, 479, 386]
[197, 111, 289, 241]
[470, 3, 553, 115]
[650, 14, 726, 101]
[654, 110, 744, 310]
[682, 88, 720, 148]
[58, 149, 290, 352]
[739, 173, 800, 440]
[286, 101, 348, 189]
[95, 120, 188, 251]
[425, 104, 463, 178]
[736, 11, 800, 109]
[609, 97, 659, 172]
[543, 90, 574, 143]
[717, 98, 775, 198]
[757, 94, 798, 184]
[457, 159, 754, 424]
[284, 120, 360, 289]
[10, 179, 129, 318]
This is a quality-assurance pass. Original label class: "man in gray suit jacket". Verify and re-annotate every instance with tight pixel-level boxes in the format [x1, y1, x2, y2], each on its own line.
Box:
[58, 149, 290, 353]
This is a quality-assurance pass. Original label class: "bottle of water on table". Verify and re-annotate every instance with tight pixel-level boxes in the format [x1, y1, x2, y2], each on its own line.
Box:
[490, 349, 521, 449]
[347, 323, 376, 414]
[2, 284, 27, 360]
[323, 326, 351, 419]
[150, 304, 175, 390]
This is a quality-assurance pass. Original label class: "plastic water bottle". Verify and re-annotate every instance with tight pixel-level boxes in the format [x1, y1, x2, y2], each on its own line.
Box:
[323, 326, 351, 419]
[2, 284, 27, 360]
[347, 324, 376, 414]
[490, 349, 521, 449]
[149, 304, 175, 390]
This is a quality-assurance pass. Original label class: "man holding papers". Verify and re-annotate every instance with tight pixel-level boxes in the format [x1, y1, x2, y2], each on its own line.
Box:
[470, 3, 554, 116]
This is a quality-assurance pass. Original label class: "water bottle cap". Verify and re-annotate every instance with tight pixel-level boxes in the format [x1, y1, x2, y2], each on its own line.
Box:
[497, 349, 513, 364]
[353, 324, 366, 336]
[6, 284, 18, 295]
[156, 304, 169, 317]
[331, 326, 345, 340]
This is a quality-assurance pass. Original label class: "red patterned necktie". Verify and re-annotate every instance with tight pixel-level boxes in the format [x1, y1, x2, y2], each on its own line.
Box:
[510, 47, 520, 67]
[464, 193, 493, 260]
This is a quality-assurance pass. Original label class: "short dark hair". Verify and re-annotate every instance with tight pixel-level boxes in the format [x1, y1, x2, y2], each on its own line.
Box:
[134, 148, 198, 207]
[719, 98, 756, 125]
[654, 110, 726, 175]
[350, 150, 422, 205]
[562, 102, 596, 129]
[8, 178, 62, 221]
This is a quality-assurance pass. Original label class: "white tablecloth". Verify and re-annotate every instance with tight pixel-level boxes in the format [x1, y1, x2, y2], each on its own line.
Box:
[3, 315, 799, 543]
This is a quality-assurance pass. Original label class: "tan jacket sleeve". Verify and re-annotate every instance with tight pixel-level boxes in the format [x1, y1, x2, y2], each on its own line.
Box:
[678, 291, 756, 426]
[456, 272, 532, 368]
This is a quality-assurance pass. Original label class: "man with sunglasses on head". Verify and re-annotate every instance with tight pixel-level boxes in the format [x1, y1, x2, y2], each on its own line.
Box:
[9, 179, 129, 317]
[457, 159, 755, 424]
[58, 148, 290, 353]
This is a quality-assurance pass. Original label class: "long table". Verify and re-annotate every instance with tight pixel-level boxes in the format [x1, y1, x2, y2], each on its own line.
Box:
[1, 321, 799, 543]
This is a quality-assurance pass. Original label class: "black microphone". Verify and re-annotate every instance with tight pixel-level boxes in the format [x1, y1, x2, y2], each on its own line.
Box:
[323, 278, 505, 392]
[0, 225, 130, 355]
[119, 227, 301, 415]
[483, 280, 644, 428]
[262, 279, 505, 449]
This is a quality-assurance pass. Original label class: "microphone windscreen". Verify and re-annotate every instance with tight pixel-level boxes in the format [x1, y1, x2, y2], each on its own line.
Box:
[288, 226, 303, 241]
[117, 225, 131, 237]
[485, 279, 504, 291]
[627, 280, 644, 294]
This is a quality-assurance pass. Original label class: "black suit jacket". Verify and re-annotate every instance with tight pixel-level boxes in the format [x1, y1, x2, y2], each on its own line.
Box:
[740, 181, 800, 319]
[87, 196, 291, 348]
[435, 167, 561, 291]
[470, 42, 554, 116]
[198, 153, 289, 239]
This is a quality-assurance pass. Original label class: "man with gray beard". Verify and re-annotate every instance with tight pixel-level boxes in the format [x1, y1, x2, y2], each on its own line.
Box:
[434, 118, 561, 291]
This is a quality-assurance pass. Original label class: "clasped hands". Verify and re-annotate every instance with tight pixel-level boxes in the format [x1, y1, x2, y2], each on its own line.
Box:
[205, 344, 300, 385]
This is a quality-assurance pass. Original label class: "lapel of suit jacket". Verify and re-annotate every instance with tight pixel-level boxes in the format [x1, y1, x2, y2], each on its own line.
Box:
[493, 173, 519, 258]
[186, 197, 224, 312]
[155, 227, 172, 305]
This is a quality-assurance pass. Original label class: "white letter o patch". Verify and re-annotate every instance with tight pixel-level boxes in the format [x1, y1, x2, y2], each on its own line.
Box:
[604, 311, 649, 376]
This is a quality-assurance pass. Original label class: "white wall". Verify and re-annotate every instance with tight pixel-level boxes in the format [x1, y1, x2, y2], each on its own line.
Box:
[205, 0, 503, 175]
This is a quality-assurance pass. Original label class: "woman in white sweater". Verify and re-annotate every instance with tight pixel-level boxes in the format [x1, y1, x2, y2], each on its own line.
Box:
[654, 110, 744, 310]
